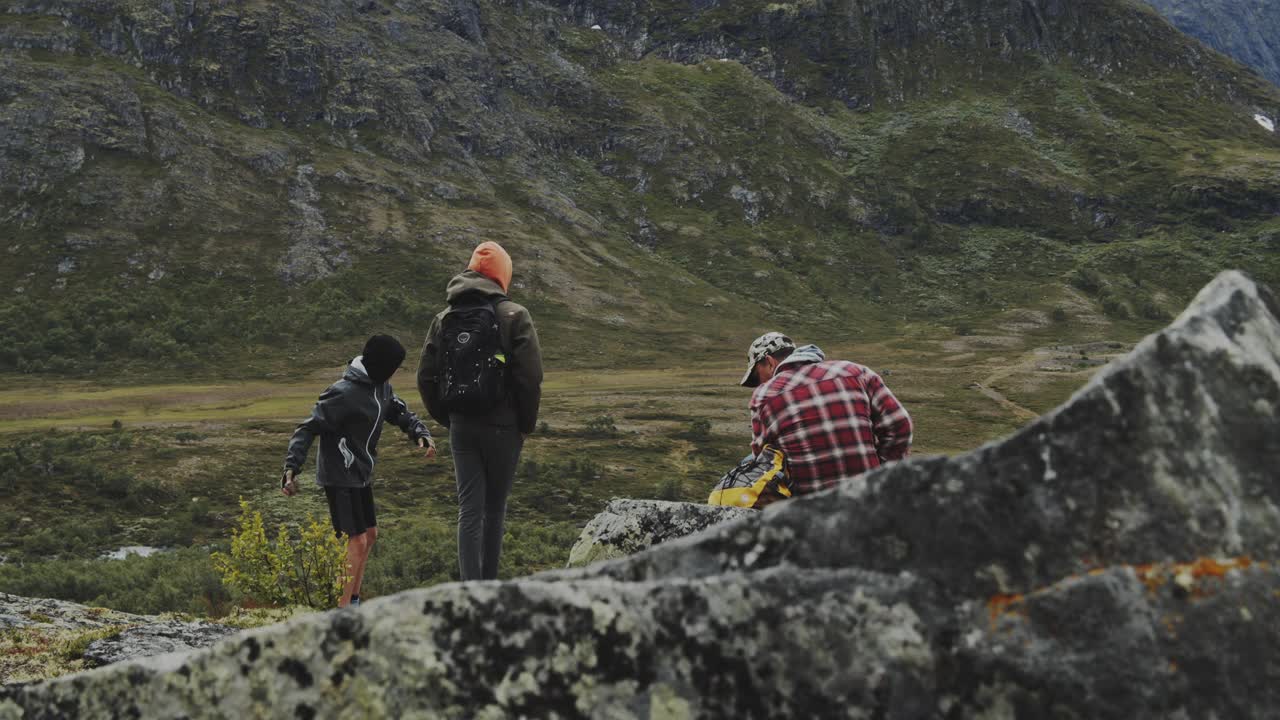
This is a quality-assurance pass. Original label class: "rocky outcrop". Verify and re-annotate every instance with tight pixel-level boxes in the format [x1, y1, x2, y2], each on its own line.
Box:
[2, 270, 1278, 717]
[565, 498, 752, 567]
[81, 620, 238, 669]
[0, 594, 139, 634]
[0, 593, 237, 673]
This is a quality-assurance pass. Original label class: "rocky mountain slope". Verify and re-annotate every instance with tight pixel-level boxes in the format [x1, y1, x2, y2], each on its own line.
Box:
[1, 0, 1278, 375]
[3, 270, 1277, 717]
[1145, 0, 1280, 87]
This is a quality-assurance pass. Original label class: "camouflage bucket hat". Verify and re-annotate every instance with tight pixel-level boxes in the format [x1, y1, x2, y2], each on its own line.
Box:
[740, 332, 796, 388]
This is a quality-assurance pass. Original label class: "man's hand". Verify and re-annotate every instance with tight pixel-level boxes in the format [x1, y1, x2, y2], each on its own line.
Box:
[418, 436, 437, 460]
[281, 468, 299, 497]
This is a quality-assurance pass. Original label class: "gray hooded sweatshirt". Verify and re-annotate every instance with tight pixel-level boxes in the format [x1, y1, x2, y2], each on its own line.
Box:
[284, 356, 431, 488]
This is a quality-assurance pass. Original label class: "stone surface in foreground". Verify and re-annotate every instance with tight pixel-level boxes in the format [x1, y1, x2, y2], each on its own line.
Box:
[565, 498, 752, 567]
[81, 621, 238, 668]
[2, 271, 1278, 718]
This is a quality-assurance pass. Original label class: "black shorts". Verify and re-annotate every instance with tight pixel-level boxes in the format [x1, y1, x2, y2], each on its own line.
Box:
[324, 486, 377, 538]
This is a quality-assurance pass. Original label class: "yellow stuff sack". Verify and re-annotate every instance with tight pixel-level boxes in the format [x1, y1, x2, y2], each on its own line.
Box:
[708, 445, 792, 509]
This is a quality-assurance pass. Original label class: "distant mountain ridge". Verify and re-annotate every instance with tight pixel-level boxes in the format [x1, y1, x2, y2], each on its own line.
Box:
[1145, 0, 1280, 87]
[1, 0, 1278, 375]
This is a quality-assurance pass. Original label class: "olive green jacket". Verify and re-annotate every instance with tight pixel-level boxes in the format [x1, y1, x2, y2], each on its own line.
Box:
[417, 270, 544, 434]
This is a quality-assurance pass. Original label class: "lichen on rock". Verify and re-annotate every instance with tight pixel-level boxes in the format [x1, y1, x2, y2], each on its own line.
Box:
[566, 499, 753, 568]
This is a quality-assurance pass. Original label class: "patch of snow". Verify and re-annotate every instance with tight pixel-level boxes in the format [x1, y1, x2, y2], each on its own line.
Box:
[102, 546, 165, 561]
[589, 24, 602, 30]
[1255, 114, 1275, 132]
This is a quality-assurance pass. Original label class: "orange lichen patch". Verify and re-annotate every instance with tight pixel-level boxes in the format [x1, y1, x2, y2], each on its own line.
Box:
[1135, 563, 1162, 593]
[1133, 557, 1260, 598]
[1191, 556, 1251, 577]
[987, 593, 1025, 624]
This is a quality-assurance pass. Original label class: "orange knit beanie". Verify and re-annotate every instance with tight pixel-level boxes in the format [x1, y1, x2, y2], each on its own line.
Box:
[467, 241, 512, 292]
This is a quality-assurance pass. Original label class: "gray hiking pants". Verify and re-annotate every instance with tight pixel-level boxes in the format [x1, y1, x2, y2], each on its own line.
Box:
[450, 417, 524, 581]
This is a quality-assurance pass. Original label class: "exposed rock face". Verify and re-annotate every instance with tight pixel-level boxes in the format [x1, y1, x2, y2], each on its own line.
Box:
[1145, 0, 1280, 87]
[2, 271, 1278, 717]
[566, 498, 752, 567]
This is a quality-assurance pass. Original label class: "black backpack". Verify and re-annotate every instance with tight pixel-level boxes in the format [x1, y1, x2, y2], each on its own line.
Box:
[439, 295, 508, 415]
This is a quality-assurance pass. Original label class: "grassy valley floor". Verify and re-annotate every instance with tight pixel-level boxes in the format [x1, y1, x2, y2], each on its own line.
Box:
[0, 314, 1142, 641]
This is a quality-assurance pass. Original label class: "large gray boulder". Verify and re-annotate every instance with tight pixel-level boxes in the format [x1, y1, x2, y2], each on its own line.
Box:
[1, 270, 1278, 718]
[565, 499, 754, 567]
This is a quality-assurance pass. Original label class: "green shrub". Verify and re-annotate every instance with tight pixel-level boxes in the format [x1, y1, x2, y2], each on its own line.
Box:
[512, 459, 600, 517]
[0, 547, 230, 616]
[1099, 294, 1130, 319]
[655, 475, 684, 501]
[685, 418, 712, 439]
[497, 521, 581, 578]
[361, 518, 457, 593]
[211, 499, 348, 609]
[583, 415, 618, 437]
[1071, 268, 1104, 294]
[1137, 296, 1170, 321]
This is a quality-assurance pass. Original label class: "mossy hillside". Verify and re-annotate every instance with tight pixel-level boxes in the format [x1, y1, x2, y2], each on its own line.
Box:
[2, 0, 1279, 378]
[592, 54, 1276, 322]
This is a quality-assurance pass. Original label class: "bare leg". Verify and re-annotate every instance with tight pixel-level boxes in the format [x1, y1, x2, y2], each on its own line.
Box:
[339, 533, 367, 608]
[351, 526, 377, 598]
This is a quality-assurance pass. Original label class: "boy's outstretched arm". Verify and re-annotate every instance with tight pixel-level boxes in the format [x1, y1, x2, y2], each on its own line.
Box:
[284, 386, 347, 477]
[385, 391, 433, 454]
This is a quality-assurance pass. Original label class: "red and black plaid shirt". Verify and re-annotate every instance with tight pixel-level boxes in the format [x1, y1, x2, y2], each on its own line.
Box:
[750, 359, 913, 496]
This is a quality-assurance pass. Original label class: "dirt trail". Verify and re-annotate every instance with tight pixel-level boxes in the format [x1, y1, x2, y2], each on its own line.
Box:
[968, 341, 1128, 423]
[970, 358, 1042, 423]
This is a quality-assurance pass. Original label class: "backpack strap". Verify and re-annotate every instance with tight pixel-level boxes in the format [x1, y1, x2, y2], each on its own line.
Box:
[489, 295, 511, 356]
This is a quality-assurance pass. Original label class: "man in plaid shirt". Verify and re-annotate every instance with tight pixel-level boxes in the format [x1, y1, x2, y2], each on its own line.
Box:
[740, 332, 913, 496]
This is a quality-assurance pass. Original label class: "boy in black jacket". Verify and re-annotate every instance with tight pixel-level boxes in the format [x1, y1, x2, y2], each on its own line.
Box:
[282, 335, 435, 608]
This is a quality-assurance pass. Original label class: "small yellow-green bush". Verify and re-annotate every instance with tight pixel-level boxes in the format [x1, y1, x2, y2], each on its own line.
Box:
[212, 500, 348, 609]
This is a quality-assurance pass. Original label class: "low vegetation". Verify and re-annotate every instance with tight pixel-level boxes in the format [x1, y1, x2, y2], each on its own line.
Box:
[212, 500, 348, 610]
[0, 321, 1137, 621]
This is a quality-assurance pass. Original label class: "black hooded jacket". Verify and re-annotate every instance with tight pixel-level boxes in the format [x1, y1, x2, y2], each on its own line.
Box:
[284, 357, 431, 488]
